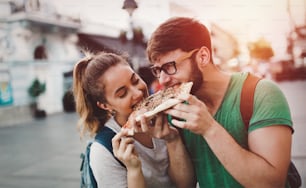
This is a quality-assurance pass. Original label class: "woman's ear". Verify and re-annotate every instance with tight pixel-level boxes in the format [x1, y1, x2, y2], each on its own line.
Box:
[97, 101, 111, 111]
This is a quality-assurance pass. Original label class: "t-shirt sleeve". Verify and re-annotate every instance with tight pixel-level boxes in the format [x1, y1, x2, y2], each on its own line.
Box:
[90, 142, 127, 187]
[249, 79, 293, 132]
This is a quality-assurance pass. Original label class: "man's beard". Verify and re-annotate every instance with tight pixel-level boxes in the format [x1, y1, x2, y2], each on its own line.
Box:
[190, 59, 203, 94]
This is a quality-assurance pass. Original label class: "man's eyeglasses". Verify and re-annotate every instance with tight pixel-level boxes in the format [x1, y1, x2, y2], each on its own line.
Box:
[150, 49, 199, 78]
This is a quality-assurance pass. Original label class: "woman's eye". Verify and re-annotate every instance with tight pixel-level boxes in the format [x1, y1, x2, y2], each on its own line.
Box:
[117, 89, 127, 98]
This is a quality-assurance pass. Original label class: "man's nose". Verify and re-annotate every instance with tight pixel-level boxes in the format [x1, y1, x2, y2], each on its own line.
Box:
[158, 71, 171, 86]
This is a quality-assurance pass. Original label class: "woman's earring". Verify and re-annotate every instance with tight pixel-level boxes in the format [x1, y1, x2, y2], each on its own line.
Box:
[110, 110, 116, 116]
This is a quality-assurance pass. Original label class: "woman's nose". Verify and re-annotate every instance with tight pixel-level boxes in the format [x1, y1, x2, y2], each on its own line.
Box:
[132, 87, 143, 100]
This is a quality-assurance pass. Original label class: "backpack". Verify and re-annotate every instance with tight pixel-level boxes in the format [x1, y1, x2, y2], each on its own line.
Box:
[240, 73, 301, 188]
[80, 126, 125, 188]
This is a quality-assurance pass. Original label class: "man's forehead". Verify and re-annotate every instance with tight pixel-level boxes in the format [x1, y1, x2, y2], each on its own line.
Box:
[152, 50, 183, 66]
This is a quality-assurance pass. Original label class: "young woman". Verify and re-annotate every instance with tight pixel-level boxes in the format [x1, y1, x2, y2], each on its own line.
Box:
[73, 51, 195, 188]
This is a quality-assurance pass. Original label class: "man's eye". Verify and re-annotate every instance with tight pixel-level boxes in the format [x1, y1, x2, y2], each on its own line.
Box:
[164, 64, 172, 70]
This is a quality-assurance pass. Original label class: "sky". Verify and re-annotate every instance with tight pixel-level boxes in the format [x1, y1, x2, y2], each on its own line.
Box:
[50, 0, 305, 59]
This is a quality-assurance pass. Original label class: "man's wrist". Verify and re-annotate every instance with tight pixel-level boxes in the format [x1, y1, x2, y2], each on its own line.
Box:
[202, 120, 219, 139]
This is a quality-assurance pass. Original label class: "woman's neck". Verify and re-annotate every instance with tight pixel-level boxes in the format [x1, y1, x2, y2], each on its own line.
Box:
[114, 115, 128, 127]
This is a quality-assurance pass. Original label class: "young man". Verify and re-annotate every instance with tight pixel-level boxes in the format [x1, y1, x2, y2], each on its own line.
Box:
[146, 17, 293, 188]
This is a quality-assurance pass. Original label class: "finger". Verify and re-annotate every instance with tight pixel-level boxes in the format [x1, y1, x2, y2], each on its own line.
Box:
[112, 130, 126, 150]
[177, 93, 199, 105]
[133, 122, 142, 133]
[165, 108, 189, 120]
[128, 113, 139, 133]
[117, 137, 126, 154]
[139, 115, 149, 132]
[121, 144, 138, 165]
[151, 115, 165, 138]
[117, 137, 133, 156]
[161, 115, 170, 132]
[123, 144, 135, 158]
[170, 118, 188, 129]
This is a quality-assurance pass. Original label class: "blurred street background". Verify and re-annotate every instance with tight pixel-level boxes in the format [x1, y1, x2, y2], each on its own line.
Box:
[0, 0, 305, 187]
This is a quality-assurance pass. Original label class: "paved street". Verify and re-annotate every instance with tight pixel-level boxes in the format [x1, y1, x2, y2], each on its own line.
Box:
[0, 80, 305, 188]
[0, 112, 84, 188]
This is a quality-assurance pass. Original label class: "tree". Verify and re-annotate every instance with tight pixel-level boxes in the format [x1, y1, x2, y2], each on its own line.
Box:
[28, 78, 46, 118]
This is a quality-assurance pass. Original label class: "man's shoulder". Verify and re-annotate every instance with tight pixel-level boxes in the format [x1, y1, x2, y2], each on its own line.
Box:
[229, 72, 249, 85]
[255, 78, 282, 95]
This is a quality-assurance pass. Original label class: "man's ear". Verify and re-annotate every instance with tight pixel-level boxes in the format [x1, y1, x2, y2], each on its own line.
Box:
[97, 101, 111, 111]
[197, 46, 210, 67]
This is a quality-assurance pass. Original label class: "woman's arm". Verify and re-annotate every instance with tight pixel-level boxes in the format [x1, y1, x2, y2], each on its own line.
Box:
[112, 129, 146, 188]
[90, 142, 128, 187]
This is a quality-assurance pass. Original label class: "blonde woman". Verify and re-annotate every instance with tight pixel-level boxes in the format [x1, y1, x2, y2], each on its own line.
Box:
[73, 51, 195, 188]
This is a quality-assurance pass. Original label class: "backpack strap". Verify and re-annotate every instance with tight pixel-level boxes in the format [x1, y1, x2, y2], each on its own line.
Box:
[95, 126, 125, 167]
[240, 73, 262, 129]
[80, 126, 126, 188]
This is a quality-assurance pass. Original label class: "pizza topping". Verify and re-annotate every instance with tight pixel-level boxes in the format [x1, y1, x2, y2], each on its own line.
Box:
[133, 82, 192, 112]
[122, 82, 193, 133]
[135, 82, 193, 121]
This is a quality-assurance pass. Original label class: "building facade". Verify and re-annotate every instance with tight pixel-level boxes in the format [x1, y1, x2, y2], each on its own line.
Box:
[0, 0, 81, 124]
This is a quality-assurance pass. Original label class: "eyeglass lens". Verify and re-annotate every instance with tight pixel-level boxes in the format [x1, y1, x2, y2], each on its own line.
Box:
[151, 48, 199, 78]
[151, 61, 176, 77]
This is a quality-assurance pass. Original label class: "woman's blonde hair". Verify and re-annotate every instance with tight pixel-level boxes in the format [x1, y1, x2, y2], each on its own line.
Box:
[73, 50, 130, 137]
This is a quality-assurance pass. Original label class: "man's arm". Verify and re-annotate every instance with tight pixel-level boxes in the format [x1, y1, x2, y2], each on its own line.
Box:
[166, 93, 292, 187]
[203, 123, 291, 187]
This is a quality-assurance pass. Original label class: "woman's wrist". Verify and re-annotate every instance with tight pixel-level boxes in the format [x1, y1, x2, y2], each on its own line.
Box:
[127, 166, 144, 179]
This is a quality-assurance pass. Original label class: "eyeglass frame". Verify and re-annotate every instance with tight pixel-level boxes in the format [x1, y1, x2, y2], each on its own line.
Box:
[150, 48, 199, 78]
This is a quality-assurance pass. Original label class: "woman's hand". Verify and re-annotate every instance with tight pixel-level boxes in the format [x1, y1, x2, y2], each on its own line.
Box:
[128, 106, 182, 143]
[112, 129, 141, 169]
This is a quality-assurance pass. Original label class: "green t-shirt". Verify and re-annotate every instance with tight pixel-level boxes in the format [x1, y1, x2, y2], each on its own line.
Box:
[182, 72, 293, 188]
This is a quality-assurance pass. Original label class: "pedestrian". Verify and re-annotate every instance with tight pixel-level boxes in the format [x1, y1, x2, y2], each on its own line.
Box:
[73, 51, 195, 188]
[145, 17, 294, 188]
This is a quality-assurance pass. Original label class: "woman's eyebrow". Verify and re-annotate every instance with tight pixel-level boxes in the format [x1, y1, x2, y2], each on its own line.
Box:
[114, 73, 135, 95]
[130, 73, 136, 81]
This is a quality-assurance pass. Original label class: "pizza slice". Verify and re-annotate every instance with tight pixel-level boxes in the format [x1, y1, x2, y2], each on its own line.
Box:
[123, 82, 193, 135]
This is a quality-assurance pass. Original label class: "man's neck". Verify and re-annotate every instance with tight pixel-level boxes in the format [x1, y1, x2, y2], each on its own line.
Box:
[195, 71, 231, 115]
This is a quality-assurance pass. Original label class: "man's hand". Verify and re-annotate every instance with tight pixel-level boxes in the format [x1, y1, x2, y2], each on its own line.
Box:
[165, 93, 216, 137]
